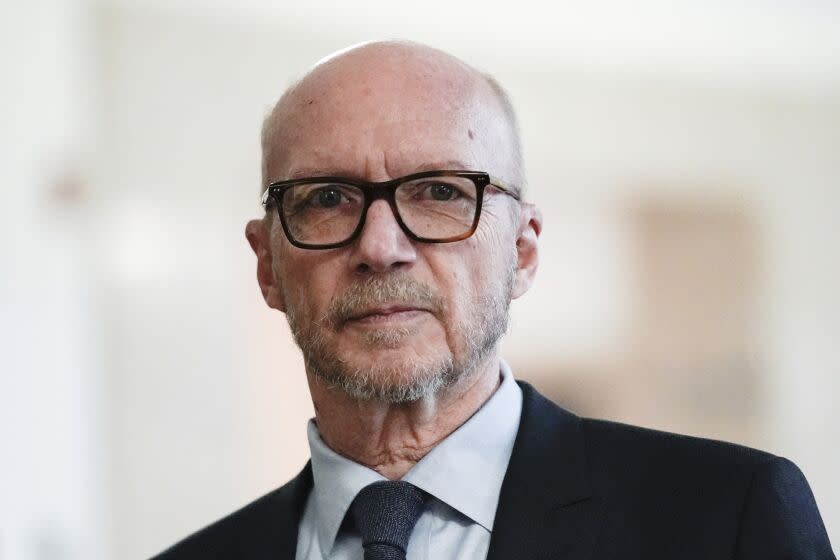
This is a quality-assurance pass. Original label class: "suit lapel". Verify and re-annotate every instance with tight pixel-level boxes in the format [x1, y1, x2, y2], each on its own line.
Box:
[265, 461, 313, 560]
[486, 382, 603, 560]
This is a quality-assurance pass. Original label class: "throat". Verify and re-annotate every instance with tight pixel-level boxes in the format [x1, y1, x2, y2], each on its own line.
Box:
[309, 355, 502, 479]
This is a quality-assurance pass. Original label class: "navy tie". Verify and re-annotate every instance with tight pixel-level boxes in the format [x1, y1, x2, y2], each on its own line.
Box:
[349, 480, 427, 560]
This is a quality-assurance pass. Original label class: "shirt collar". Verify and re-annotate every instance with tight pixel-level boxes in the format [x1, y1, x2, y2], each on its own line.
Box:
[402, 359, 522, 531]
[306, 421, 384, 557]
[306, 358, 523, 554]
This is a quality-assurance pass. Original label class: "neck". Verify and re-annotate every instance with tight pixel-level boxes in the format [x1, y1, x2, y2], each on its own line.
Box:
[307, 354, 502, 480]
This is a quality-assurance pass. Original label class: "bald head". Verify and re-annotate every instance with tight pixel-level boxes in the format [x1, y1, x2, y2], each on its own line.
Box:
[260, 40, 524, 195]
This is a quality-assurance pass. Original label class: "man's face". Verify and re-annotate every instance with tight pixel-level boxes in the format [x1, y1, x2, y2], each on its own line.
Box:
[251, 49, 534, 402]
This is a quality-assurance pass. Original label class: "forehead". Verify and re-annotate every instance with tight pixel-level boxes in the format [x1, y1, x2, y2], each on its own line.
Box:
[266, 55, 508, 182]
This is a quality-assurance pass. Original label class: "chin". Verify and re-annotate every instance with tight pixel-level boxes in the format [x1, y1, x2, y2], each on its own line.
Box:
[317, 346, 458, 404]
[356, 327, 415, 349]
[344, 345, 446, 375]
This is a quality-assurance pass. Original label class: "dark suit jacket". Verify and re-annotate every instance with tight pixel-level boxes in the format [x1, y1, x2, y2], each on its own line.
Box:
[154, 381, 835, 559]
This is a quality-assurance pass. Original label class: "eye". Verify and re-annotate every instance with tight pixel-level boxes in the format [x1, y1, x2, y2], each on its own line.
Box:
[412, 182, 461, 201]
[315, 187, 343, 208]
[429, 183, 456, 201]
[284, 183, 362, 217]
[296, 185, 359, 210]
[396, 178, 476, 206]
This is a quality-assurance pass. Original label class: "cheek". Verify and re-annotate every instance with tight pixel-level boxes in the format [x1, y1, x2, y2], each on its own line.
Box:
[467, 217, 516, 268]
[275, 247, 344, 320]
[432, 239, 490, 310]
[291, 272, 336, 316]
[442, 227, 516, 309]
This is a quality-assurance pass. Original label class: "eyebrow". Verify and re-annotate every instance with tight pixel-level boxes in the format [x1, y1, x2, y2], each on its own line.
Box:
[286, 160, 473, 181]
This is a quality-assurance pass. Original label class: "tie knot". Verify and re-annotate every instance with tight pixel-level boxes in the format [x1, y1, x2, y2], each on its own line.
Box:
[349, 481, 427, 559]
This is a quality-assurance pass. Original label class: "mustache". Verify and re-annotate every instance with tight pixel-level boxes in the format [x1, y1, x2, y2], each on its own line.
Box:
[326, 274, 447, 328]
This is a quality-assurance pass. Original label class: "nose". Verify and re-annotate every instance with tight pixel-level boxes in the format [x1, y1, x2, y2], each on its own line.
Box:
[349, 199, 417, 274]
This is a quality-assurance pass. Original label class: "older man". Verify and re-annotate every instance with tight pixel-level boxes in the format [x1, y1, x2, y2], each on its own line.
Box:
[155, 41, 834, 560]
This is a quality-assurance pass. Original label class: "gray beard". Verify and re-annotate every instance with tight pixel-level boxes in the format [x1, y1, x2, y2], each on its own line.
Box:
[284, 262, 515, 404]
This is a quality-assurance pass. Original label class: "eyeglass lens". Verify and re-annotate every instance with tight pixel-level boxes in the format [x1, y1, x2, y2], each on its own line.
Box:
[280, 175, 478, 245]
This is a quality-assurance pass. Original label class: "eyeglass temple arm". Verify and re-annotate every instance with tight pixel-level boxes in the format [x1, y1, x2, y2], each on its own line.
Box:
[488, 176, 521, 200]
[260, 189, 272, 207]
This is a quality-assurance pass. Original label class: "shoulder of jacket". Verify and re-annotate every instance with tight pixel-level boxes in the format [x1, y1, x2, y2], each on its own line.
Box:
[579, 416, 779, 473]
[150, 477, 302, 559]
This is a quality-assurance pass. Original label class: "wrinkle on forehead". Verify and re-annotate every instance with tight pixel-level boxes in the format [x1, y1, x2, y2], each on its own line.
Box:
[261, 40, 521, 190]
[282, 115, 486, 181]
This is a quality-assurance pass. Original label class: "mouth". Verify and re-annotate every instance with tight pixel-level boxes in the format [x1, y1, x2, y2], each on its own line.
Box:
[344, 305, 431, 326]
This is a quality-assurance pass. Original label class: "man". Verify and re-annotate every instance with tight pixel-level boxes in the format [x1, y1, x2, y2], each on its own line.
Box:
[154, 41, 835, 559]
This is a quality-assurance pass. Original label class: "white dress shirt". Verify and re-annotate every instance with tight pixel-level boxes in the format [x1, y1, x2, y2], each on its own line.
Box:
[295, 359, 523, 560]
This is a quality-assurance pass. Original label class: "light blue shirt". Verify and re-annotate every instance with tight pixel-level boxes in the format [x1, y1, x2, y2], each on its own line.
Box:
[295, 359, 523, 560]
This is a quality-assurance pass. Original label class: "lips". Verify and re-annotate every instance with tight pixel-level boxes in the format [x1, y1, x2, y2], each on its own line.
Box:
[346, 305, 429, 323]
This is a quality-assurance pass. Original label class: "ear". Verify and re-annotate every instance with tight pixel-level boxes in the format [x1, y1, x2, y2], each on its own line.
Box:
[511, 202, 542, 299]
[245, 219, 287, 312]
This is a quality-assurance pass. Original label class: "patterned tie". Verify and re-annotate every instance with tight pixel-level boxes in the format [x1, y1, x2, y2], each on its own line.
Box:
[349, 480, 427, 560]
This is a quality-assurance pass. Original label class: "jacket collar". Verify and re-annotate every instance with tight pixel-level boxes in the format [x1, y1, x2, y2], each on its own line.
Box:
[486, 380, 603, 560]
[259, 461, 311, 560]
[273, 380, 602, 560]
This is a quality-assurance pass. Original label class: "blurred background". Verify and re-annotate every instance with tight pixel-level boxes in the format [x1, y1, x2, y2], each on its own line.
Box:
[2, 0, 839, 558]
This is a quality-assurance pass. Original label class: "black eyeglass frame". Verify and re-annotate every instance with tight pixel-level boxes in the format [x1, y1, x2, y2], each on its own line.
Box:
[261, 170, 520, 250]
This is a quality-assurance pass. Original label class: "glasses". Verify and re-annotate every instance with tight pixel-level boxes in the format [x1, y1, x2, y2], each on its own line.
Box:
[261, 170, 520, 249]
